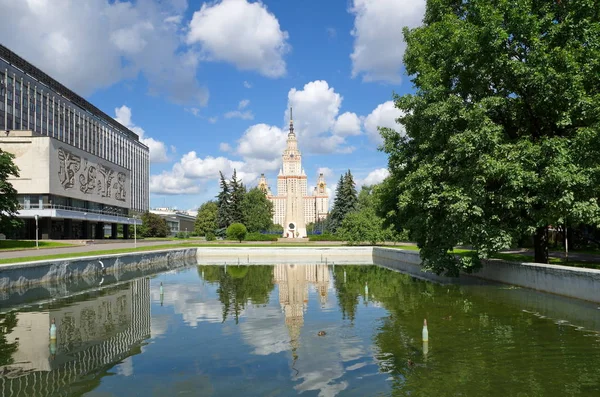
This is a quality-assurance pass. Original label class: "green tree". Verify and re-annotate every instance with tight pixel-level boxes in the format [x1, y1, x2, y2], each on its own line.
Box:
[139, 212, 170, 238]
[338, 208, 386, 245]
[341, 170, 358, 213]
[195, 201, 218, 236]
[242, 187, 274, 233]
[226, 223, 247, 242]
[216, 171, 232, 229]
[381, 0, 600, 275]
[328, 175, 346, 233]
[0, 149, 23, 236]
[229, 169, 246, 224]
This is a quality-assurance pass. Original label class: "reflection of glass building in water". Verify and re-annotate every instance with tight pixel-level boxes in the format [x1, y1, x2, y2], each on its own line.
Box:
[0, 278, 150, 396]
[273, 264, 330, 353]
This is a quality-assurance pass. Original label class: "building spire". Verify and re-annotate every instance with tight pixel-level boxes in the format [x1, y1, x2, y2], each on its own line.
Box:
[289, 107, 295, 137]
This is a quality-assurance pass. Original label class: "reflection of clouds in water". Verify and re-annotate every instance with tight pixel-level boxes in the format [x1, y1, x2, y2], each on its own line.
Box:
[150, 314, 170, 338]
[116, 356, 134, 377]
[293, 334, 366, 397]
[151, 283, 229, 327]
[239, 304, 289, 356]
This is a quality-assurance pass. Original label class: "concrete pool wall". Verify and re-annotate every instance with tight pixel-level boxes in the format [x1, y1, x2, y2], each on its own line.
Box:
[1, 246, 599, 304]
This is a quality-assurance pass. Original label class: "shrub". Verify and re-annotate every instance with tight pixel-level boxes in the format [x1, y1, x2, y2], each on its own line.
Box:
[206, 231, 216, 241]
[308, 233, 344, 242]
[226, 223, 247, 242]
[245, 233, 279, 241]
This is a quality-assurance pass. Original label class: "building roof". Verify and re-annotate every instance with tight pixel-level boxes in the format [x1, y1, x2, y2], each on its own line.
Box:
[0, 44, 144, 144]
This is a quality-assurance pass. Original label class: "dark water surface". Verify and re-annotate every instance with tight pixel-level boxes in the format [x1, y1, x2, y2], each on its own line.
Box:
[1, 264, 600, 396]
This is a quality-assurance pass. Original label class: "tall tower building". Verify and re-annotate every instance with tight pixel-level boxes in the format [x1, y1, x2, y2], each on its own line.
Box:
[258, 109, 329, 238]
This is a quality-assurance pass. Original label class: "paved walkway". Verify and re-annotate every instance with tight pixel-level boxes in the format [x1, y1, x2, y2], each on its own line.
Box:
[0, 240, 188, 260]
[500, 248, 600, 263]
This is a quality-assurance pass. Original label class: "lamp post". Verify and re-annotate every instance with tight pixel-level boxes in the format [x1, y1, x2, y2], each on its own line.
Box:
[35, 214, 39, 249]
[134, 215, 137, 248]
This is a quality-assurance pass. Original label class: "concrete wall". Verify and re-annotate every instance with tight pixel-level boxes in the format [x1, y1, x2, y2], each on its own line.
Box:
[373, 247, 600, 303]
[0, 132, 51, 194]
[0, 248, 197, 293]
[197, 246, 373, 265]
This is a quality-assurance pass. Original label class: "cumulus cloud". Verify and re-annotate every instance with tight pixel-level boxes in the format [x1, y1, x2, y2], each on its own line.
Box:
[238, 99, 250, 109]
[237, 124, 286, 162]
[359, 168, 390, 187]
[243, 81, 253, 88]
[286, 80, 356, 154]
[0, 0, 208, 106]
[333, 112, 362, 136]
[350, 0, 426, 83]
[187, 0, 290, 77]
[114, 105, 170, 163]
[363, 101, 405, 145]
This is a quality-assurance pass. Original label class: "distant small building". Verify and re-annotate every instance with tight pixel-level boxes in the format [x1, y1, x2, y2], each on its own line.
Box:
[150, 208, 196, 236]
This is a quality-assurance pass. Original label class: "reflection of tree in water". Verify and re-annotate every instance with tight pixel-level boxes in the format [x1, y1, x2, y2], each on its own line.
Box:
[333, 265, 600, 396]
[0, 312, 18, 366]
[198, 265, 274, 324]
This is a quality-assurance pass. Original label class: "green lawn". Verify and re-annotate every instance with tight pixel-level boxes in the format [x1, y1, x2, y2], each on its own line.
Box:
[0, 240, 75, 251]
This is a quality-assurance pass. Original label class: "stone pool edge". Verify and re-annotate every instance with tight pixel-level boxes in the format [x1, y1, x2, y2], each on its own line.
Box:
[1, 246, 599, 304]
[373, 247, 600, 304]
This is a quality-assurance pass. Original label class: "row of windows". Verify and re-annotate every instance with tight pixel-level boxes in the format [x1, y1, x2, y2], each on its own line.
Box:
[1, 64, 150, 212]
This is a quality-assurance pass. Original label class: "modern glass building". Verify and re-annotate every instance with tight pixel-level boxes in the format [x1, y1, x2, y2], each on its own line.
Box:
[0, 44, 149, 239]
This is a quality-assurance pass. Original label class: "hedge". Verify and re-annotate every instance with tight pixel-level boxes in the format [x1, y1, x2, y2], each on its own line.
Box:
[245, 233, 279, 241]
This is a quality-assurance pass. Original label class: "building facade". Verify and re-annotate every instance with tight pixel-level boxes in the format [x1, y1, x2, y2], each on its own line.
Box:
[257, 111, 329, 238]
[0, 44, 148, 239]
[150, 208, 196, 236]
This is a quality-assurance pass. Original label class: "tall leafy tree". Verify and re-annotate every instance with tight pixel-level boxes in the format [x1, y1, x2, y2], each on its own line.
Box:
[195, 201, 218, 236]
[216, 171, 232, 229]
[242, 187, 274, 233]
[0, 149, 23, 236]
[381, 0, 600, 274]
[139, 212, 170, 237]
[229, 169, 246, 224]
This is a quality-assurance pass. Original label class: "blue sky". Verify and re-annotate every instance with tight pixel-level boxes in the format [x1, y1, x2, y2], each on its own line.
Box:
[0, 0, 425, 211]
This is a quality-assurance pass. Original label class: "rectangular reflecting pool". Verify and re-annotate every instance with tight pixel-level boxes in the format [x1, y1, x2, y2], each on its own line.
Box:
[1, 263, 600, 396]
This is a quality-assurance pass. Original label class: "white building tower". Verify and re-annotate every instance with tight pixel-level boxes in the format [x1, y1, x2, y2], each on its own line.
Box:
[282, 109, 307, 238]
[258, 108, 329, 235]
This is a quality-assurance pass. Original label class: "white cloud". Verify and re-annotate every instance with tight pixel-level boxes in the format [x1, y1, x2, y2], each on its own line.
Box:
[237, 124, 286, 161]
[114, 105, 170, 163]
[359, 168, 390, 186]
[187, 0, 290, 78]
[224, 110, 254, 120]
[332, 112, 362, 136]
[350, 0, 426, 83]
[208, 117, 218, 124]
[150, 168, 202, 195]
[0, 0, 208, 105]
[238, 99, 250, 109]
[363, 101, 405, 145]
[219, 142, 232, 152]
[286, 80, 355, 154]
[317, 167, 334, 180]
[185, 107, 201, 117]
[243, 81, 253, 88]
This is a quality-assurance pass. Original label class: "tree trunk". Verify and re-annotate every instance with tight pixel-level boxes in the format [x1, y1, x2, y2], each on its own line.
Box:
[534, 226, 549, 263]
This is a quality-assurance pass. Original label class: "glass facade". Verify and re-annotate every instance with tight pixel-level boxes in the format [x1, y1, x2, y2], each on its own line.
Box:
[0, 44, 149, 213]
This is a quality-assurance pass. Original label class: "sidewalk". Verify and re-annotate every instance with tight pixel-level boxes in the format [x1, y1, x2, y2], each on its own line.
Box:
[0, 239, 188, 261]
[500, 248, 600, 263]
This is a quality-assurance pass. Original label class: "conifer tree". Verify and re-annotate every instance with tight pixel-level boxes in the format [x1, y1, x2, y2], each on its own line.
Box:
[229, 169, 246, 224]
[342, 170, 358, 214]
[216, 171, 232, 229]
[328, 175, 346, 233]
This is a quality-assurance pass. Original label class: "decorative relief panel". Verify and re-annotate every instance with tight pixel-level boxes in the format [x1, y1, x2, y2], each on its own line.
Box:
[52, 145, 129, 207]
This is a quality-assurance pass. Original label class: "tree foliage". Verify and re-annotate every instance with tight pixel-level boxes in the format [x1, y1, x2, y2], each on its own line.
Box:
[328, 170, 359, 233]
[0, 149, 23, 236]
[226, 223, 247, 242]
[381, 0, 600, 275]
[229, 170, 246, 225]
[242, 187, 274, 233]
[195, 201, 218, 236]
[139, 212, 170, 238]
[216, 171, 232, 229]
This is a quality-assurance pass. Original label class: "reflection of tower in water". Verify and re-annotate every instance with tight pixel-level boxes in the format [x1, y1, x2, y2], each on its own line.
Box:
[273, 264, 330, 358]
[0, 278, 151, 397]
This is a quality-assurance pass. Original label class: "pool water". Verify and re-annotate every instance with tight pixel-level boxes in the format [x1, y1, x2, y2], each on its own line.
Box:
[1, 264, 600, 396]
